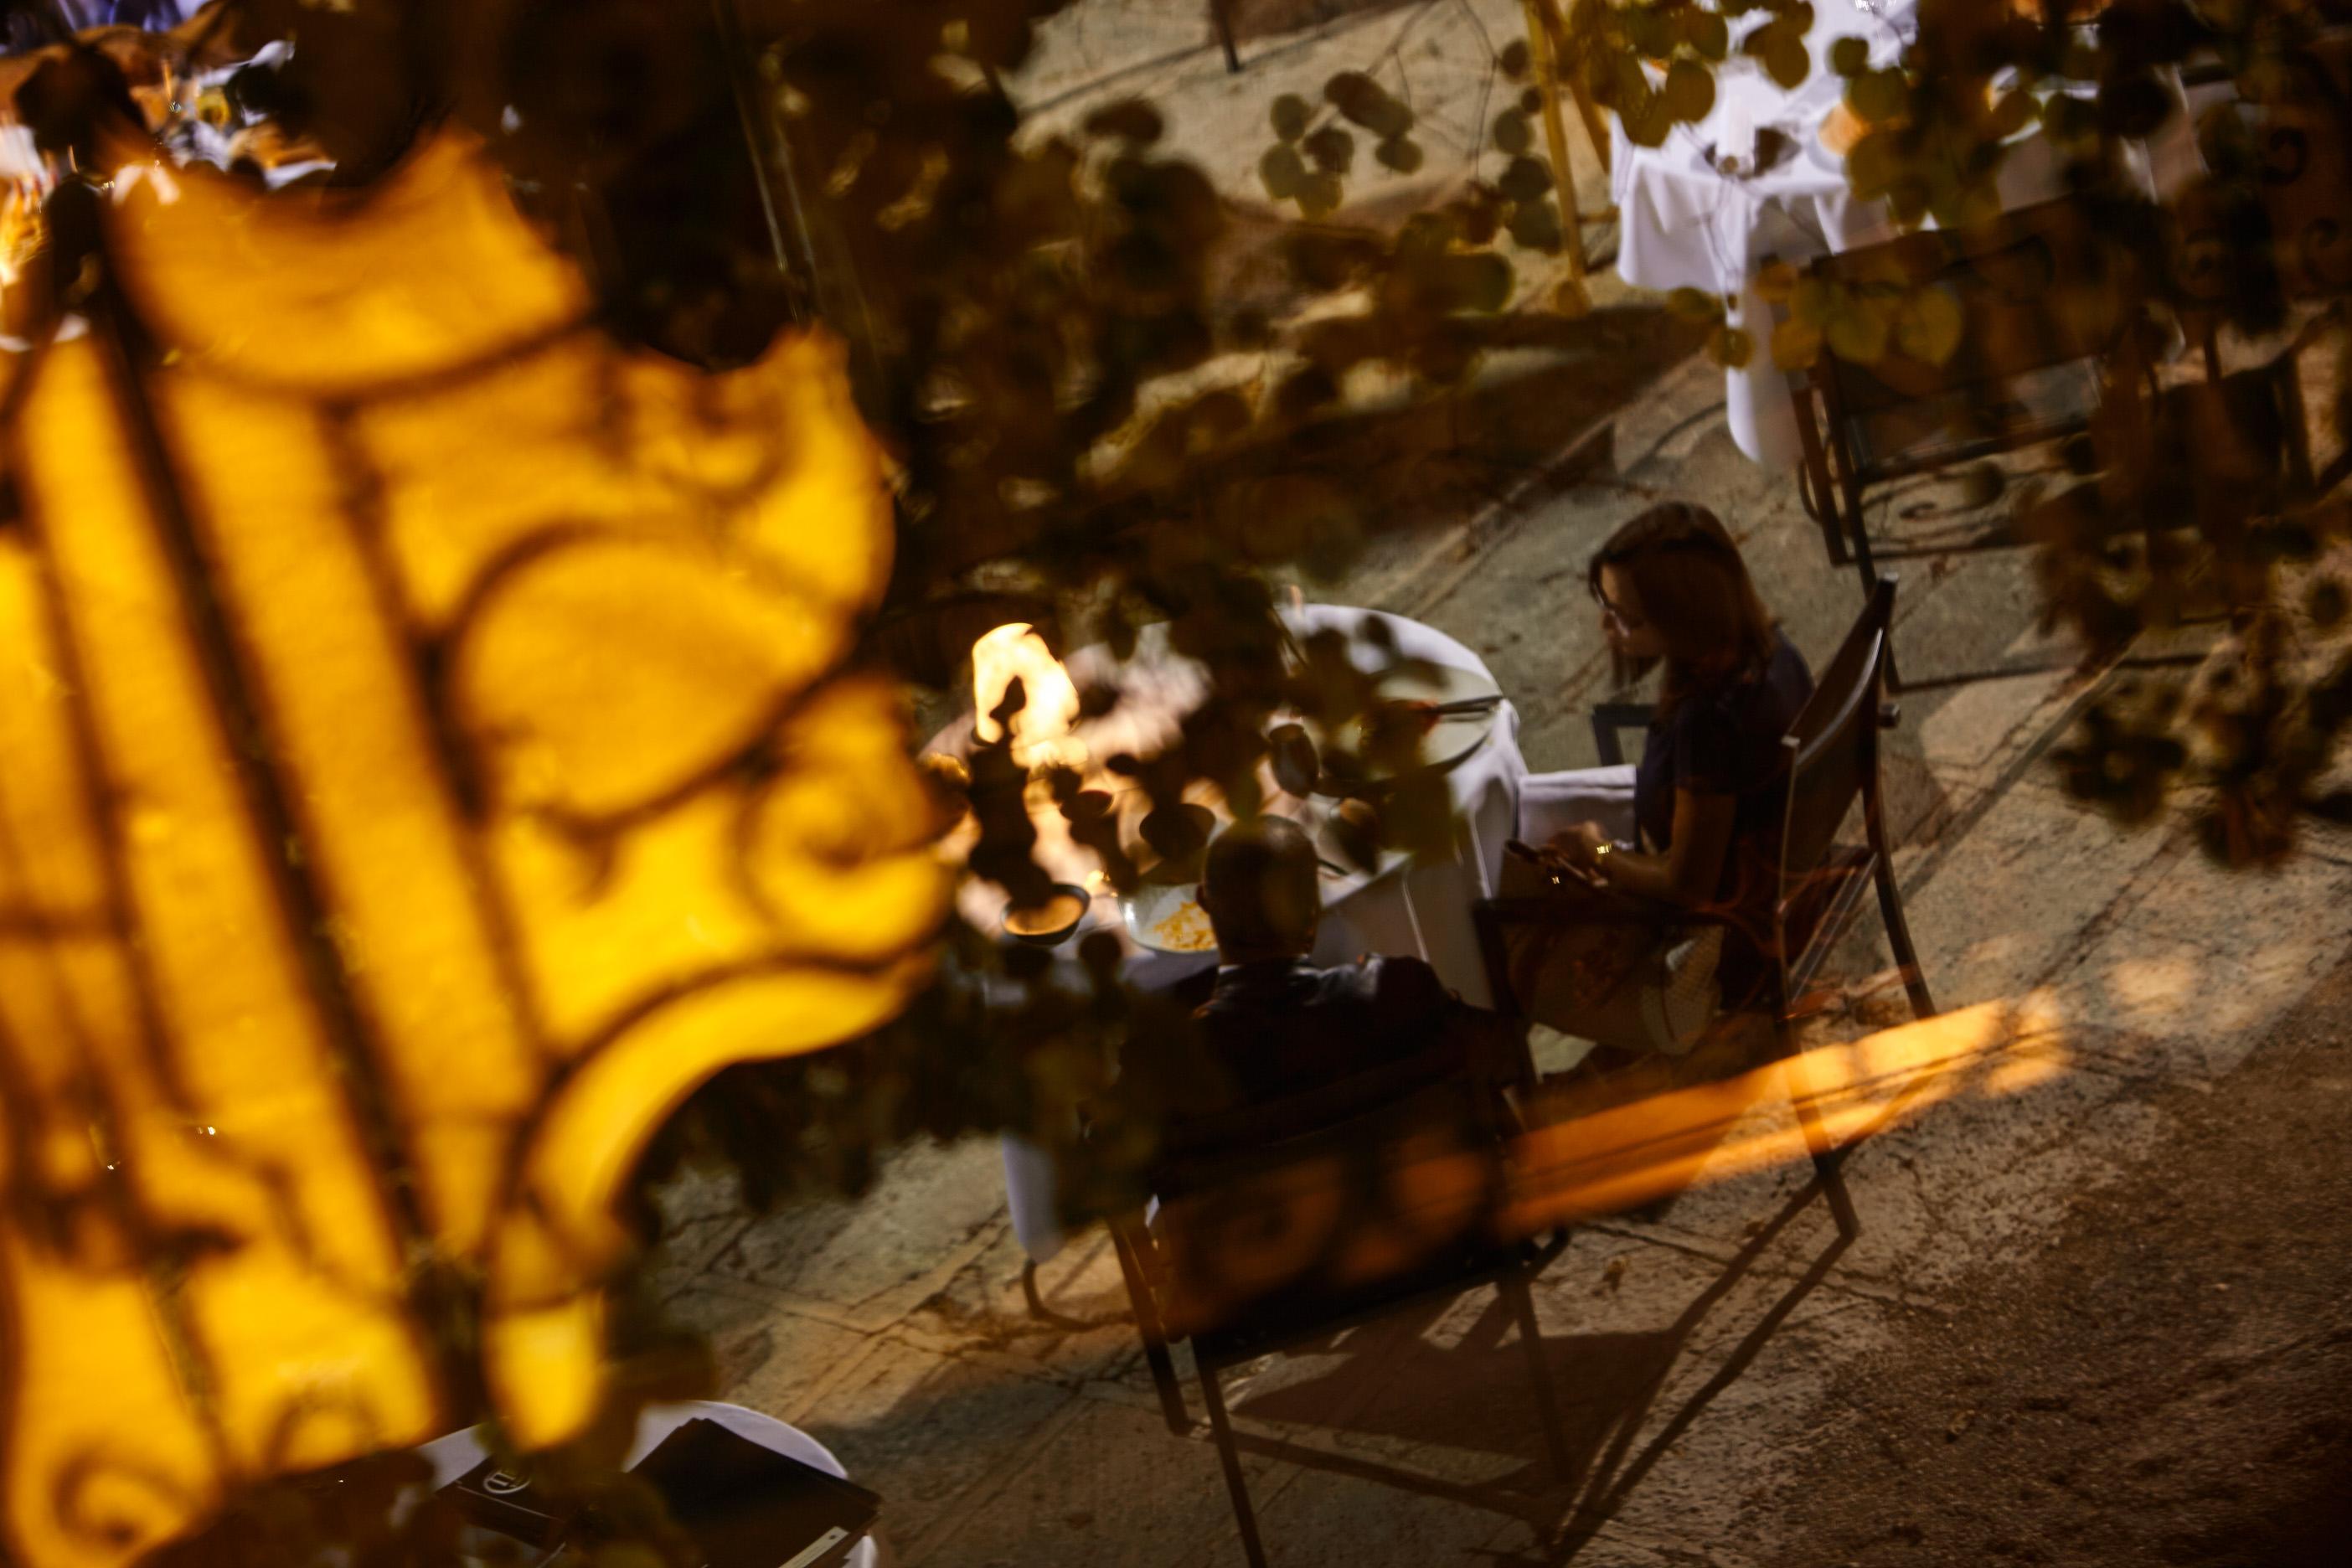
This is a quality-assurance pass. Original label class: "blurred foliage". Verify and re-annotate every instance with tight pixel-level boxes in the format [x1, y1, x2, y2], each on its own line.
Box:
[0, 1, 1550, 1246]
[4, 5, 2352, 1548]
[0, 0, 2340, 1261]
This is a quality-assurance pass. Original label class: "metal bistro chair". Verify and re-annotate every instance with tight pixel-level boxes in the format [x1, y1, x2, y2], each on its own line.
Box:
[1107, 1049, 1571, 1568]
[1478, 575, 1937, 1236]
[1791, 201, 2132, 608]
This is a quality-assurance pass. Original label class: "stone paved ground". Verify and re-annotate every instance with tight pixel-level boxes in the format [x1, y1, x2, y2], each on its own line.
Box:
[641, 5, 2352, 1562]
[643, 315, 2352, 1564]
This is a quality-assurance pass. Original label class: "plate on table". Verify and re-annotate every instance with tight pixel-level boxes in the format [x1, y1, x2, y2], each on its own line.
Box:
[1119, 879, 1219, 956]
[1309, 663, 1504, 790]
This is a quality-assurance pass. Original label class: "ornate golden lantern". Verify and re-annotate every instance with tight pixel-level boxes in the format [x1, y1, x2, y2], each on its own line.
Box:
[0, 132, 944, 1567]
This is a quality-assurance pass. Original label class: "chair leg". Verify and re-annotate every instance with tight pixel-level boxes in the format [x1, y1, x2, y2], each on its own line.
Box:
[1144, 1341, 1192, 1436]
[1860, 790, 1937, 1022]
[1110, 1228, 1194, 1436]
[1792, 388, 1849, 567]
[1777, 1014, 1859, 1239]
[1198, 1364, 1269, 1568]
[1502, 1270, 1574, 1488]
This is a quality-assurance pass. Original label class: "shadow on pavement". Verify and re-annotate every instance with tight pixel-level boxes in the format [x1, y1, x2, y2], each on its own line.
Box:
[1215, 1177, 1853, 1555]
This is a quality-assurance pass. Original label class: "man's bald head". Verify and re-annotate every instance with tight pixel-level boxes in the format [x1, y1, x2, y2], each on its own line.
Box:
[1199, 817, 1320, 962]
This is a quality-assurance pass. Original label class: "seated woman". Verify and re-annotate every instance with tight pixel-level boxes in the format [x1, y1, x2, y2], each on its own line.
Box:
[1512, 502, 1813, 1049]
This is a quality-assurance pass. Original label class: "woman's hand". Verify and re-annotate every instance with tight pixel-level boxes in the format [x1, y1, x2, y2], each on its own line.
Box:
[1545, 820, 1610, 870]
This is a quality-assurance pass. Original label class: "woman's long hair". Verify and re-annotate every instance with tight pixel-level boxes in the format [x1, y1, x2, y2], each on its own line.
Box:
[1586, 503, 1777, 716]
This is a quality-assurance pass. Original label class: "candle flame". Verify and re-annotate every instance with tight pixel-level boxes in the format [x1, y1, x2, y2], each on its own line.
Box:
[972, 622, 1086, 769]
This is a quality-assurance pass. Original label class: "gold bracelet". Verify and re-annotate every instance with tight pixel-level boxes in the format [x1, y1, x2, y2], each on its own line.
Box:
[1591, 841, 1615, 870]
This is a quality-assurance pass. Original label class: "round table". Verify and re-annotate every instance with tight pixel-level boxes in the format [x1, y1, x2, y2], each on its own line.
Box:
[953, 604, 1531, 1263]
[1612, 0, 2205, 465]
[418, 1399, 882, 1568]
[1613, 0, 1916, 466]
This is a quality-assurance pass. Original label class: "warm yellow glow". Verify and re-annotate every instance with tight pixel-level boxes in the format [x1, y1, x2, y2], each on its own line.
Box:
[0, 177, 43, 292]
[0, 132, 946, 1567]
[971, 622, 1086, 769]
[1499, 994, 2071, 1235]
[1151, 995, 2074, 1336]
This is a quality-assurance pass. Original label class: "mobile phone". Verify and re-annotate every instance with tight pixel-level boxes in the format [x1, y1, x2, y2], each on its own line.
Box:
[1505, 837, 1599, 888]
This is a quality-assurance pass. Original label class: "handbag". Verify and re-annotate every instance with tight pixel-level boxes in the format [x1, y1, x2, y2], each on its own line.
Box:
[1492, 855, 1722, 1057]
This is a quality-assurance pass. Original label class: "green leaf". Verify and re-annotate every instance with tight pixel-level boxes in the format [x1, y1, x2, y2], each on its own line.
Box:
[1326, 70, 1413, 138]
[1271, 93, 1312, 142]
[1849, 69, 1908, 124]
[1825, 298, 1890, 363]
[1685, 10, 1730, 61]
[1498, 153, 1554, 202]
[1627, 7, 1674, 59]
[1708, 324, 1755, 368]
[1437, 252, 1515, 312]
[1519, 86, 1546, 116]
[1607, 51, 1652, 113]
[1297, 170, 1344, 218]
[1829, 35, 1870, 78]
[1663, 59, 1716, 123]
[1375, 134, 1425, 173]
[1448, 188, 1502, 245]
[1895, 284, 1965, 365]
[1500, 39, 1532, 80]
[1258, 143, 1305, 201]
[1771, 316, 1824, 370]
[1620, 88, 1674, 147]
[1506, 197, 1563, 254]
[1668, 286, 1725, 322]
[1304, 125, 1356, 175]
[1846, 130, 1897, 196]
[1790, 276, 1837, 326]
[1764, 32, 1811, 90]
[1493, 108, 1533, 156]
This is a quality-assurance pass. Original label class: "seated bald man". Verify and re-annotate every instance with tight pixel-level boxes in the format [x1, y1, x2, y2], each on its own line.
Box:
[1139, 816, 1522, 1118]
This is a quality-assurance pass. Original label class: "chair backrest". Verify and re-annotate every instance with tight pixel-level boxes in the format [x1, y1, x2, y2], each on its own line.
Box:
[1127, 1064, 1514, 1343]
[1777, 575, 1898, 925]
[1809, 199, 2126, 420]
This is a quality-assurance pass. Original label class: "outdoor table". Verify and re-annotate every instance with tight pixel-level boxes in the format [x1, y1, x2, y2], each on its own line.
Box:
[933, 604, 1530, 1264]
[418, 1398, 883, 1568]
[1612, 0, 2205, 466]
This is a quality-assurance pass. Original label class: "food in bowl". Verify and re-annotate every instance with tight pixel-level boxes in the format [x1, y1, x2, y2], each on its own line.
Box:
[1144, 896, 1217, 954]
[1003, 885, 1090, 946]
[1120, 880, 1222, 955]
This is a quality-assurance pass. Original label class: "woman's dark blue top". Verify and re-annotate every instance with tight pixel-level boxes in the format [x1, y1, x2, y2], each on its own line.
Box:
[1632, 629, 1814, 881]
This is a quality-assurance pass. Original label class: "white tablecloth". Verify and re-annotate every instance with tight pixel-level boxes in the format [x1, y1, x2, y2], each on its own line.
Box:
[1612, 0, 2206, 465]
[418, 1399, 882, 1568]
[990, 604, 1528, 1263]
